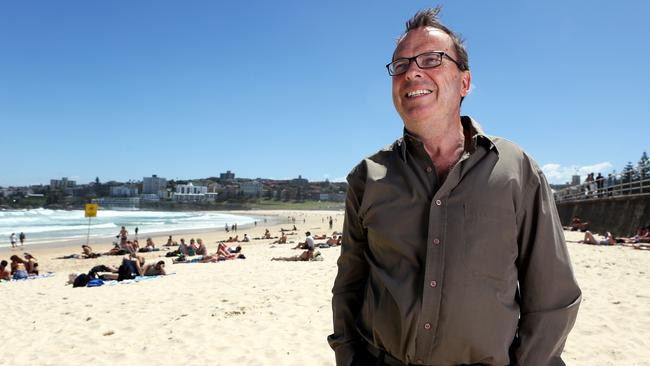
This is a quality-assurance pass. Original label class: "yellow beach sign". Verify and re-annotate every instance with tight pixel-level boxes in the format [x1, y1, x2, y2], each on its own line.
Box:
[85, 203, 98, 218]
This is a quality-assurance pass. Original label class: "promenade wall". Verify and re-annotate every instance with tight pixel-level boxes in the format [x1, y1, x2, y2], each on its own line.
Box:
[556, 194, 650, 236]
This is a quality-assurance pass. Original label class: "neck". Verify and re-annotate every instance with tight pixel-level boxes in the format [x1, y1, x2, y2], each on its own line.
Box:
[407, 116, 466, 181]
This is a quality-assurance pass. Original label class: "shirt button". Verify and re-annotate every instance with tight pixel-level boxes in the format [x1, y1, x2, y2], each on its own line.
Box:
[425, 166, 432, 173]
[424, 322, 431, 330]
[435, 199, 442, 206]
[433, 238, 440, 245]
[430, 280, 437, 288]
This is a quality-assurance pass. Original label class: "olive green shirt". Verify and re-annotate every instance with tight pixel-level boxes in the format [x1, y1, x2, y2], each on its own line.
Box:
[328, 117, 581, 366]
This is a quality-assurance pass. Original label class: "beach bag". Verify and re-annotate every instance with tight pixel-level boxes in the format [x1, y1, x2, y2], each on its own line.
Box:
[73, 273, 90, 288]
[117, 263, 135, 281]
[87, 279, 104, 287]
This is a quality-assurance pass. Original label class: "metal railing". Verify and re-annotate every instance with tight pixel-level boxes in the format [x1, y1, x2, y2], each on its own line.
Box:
[554, 174, 650, 203]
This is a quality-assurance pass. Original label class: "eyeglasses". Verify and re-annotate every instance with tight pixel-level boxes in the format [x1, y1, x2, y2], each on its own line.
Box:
[386, 51, 462, 76]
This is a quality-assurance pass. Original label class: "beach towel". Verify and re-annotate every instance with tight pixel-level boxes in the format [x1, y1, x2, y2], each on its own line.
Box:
[103, 274, 174, 286]
[3, 272, 55, 283]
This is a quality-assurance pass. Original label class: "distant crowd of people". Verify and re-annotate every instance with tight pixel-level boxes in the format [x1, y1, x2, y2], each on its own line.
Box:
[4, 216, 342, 284]
[568, 217, 650, 250]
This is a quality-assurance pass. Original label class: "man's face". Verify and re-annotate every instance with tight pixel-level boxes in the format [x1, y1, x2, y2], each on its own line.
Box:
[391, 27, 471, 130]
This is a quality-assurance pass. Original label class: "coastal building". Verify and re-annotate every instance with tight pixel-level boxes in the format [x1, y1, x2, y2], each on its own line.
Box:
[173, 182, 210, 202]
[571, 175, 581, 186]
[240, 180, 263, 197]
[140, 194, 161, 202]
[142, 175, 167, 197]
[220, 170, 235, 180]
[292, 175, 308, 185]
[93, 197, 140, 209]
[50, 177, 76, 190]
[110, 185, 139, 197]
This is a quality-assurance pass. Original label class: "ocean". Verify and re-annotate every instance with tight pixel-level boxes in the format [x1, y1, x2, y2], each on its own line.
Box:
[0, 208, 258, 248]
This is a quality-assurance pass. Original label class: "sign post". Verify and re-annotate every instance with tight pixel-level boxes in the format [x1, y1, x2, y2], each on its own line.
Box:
[85, 203, 98, 246]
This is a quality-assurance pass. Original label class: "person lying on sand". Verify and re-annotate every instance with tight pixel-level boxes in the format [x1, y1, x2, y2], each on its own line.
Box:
[616, 226, 650, 244]
[578, 231, 616, 245]
[271, 249, 315, 262]
[326, 235, 342, 246]
[143, 260, 166, 276]
[104, 243, 129, 256]
[57, 245, 102, 259]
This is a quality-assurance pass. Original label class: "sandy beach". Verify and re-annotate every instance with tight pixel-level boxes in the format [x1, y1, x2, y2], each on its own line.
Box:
[1, 210, 648, 366]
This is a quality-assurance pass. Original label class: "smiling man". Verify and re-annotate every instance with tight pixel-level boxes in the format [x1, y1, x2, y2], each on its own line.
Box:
[328, 7, 581, 366]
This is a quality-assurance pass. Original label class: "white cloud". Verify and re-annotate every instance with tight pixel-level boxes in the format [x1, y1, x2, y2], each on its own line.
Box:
[542, 162, 613, 184]
[332, 176, 347, 183]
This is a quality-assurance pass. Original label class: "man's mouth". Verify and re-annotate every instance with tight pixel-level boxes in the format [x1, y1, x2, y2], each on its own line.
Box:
[405, 89, 432, 98]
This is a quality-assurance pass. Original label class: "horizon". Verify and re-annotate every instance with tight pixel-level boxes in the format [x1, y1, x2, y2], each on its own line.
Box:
[2, 0, 649, 186]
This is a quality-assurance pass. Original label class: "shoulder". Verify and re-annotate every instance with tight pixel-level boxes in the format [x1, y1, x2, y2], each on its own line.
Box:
[347, 137, 404, 182]
[489, 135, 548, 190]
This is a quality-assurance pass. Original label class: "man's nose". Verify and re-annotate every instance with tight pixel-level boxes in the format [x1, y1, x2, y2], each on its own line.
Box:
[404, 60, 423, 80]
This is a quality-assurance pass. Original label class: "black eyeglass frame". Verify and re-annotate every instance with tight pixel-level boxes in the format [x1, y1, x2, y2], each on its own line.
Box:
[386, 51, 463, 76]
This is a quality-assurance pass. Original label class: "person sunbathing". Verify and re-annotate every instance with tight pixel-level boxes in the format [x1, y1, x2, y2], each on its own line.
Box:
[88, 264, 119, 280]
[143, 261, 166, 276]
[117, 254, 145, 281]
[326, 235, 341, 246]
[271, 249, 314, 262]
[569, 217, 590, 232]
[57, 245, 102, 259]
[9, 255, 31, 279]
[178, 239, 195, 256]
[292, 232, 315, 250]
[104, 243, 129, 256]
[272, 233, 288, 244]
[578, 231, 616, 245]
[119, 240, 136, 254]
[0, 260, 11, 281]
[241, 234, 250, 242]
[313, 234, 327, 240]
[164, 235, 175, 247]
[195, 239, 208, 256]
[263, 229, 272, 239]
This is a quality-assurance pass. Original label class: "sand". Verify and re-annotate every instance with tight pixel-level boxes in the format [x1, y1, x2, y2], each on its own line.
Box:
[1, 210, 648, 366]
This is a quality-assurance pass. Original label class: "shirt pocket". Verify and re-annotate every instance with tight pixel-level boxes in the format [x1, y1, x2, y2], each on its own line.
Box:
[461, 203, 518, 281]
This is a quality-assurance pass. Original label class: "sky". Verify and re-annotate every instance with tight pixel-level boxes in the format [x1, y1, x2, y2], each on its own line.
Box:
[1, 0, 649, 186]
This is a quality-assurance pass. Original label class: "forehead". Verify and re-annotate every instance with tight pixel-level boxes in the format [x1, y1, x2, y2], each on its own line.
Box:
[394, 27, 454, 58]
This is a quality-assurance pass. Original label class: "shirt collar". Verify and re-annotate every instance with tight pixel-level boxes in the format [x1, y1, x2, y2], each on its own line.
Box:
[399, 116, 499, 161]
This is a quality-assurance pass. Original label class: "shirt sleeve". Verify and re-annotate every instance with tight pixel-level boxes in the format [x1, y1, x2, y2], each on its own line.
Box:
[327, 164, 370, 366]
[512, 160, 582, 366]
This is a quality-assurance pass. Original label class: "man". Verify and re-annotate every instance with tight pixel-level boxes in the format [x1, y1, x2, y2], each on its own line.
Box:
[19, 232, 25, 246]
[10, 233, 17, 248]
[328, 8, 581, 366]
[292, 231, 315, 250]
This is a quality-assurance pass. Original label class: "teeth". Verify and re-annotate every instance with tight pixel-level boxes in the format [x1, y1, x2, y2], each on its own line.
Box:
[407, 89, 431, 97]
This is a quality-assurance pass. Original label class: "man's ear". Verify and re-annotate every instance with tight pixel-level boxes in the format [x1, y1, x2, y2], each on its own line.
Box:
[461, 70, 472, 97]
